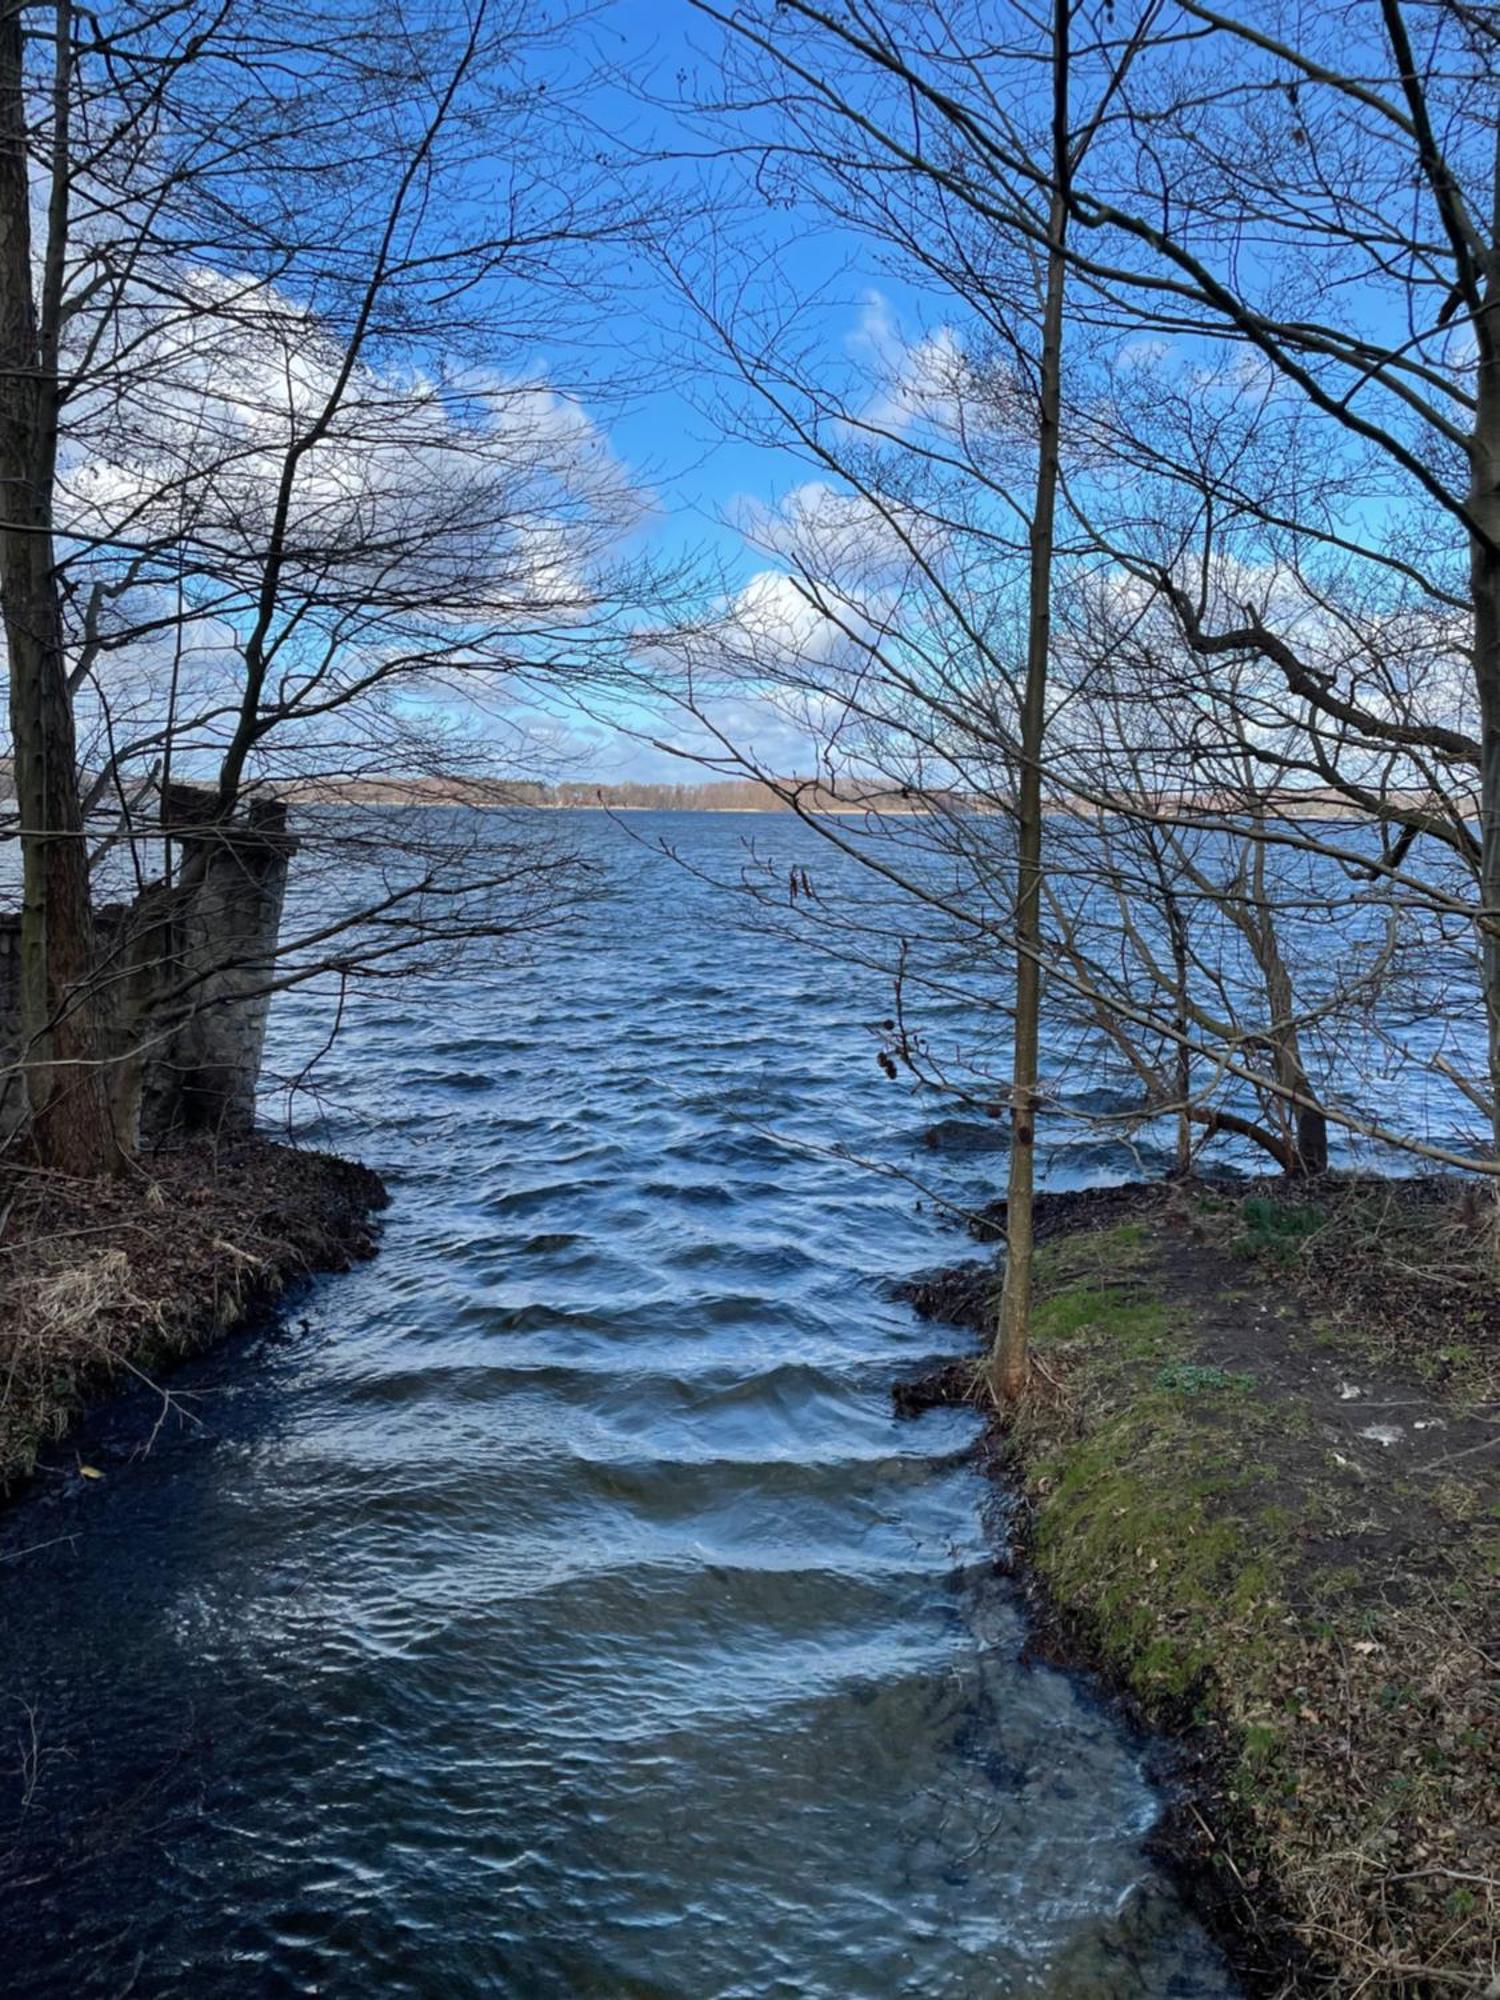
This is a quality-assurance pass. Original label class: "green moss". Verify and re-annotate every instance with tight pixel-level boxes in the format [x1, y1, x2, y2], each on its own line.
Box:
[1237, 1195, 1326, 1262]
[1241, 1721, 1282, 1766]
[1026, 1390, 1282, 1704]
[1028, 1224, 1179, 1362]
[1005, 1201, 1500, 1990]
[1031, 1283, 1175, 1356]
[1255, 1502, 1300, 1536]
[1154, 1360, 1256, 1396]
[1018, 1220, 1285, 1702]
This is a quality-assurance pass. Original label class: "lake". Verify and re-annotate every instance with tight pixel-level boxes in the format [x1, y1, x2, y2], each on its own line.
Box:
[0, 811, 1236, 1997]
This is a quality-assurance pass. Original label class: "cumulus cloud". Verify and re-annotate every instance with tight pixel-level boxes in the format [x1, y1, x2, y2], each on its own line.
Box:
[59, 268, 639, 630]
[717, 567, 856, 666]
[848, 291, 972, 439]
[35, 252, 649, 796]
[736, 478, 946, 579]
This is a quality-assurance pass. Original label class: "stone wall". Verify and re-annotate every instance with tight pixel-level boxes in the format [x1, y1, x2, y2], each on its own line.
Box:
[0, 797, 295, 1149]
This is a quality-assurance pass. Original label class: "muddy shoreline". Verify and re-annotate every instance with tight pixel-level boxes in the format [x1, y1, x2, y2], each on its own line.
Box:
[897, 1177, 1500, 1999]
[0, 1138, 388, 1501]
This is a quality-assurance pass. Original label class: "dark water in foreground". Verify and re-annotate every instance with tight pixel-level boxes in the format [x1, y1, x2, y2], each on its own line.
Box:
[0, 814, 1236, 1997]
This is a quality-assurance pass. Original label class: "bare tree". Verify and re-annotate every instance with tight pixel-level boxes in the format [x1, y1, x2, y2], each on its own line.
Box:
[1032, 0, 1500, 1150]
[628, 0, 1500, 1393]
[0, 0, 112, 1173]
[1, 0, 647, 1167]
[666, 0, 1174, 1395]
[993, 0, 1072, 1400]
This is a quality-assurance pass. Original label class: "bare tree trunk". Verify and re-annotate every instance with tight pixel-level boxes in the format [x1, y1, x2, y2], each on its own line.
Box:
[0, 0, 112, 1175]
[1472, 126, 1500, 1166]
[1261, 958, 1328, 1176]
[991, 6, 1070, 1403]
[1155, 836, 1194, 1176]
[1245, 832, 1327, 1176]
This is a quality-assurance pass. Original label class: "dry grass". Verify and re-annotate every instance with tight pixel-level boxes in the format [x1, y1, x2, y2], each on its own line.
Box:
[0, 1140, 385, 1492]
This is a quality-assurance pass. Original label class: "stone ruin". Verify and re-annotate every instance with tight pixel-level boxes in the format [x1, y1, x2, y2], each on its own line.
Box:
[0, 788, 295, 1149]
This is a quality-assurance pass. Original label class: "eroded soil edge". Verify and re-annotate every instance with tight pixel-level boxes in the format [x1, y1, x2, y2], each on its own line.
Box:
[0, 1139, 388, 1497]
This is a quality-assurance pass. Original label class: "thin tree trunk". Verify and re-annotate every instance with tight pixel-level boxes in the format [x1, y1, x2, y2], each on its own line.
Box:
[1472, 124, 1500, 1169]
[0, 0, 112, 1175]
[1159, 849, 1193, 1176]
[1246, 831, 1328, 1176]
[991, 4, 1070, 1403]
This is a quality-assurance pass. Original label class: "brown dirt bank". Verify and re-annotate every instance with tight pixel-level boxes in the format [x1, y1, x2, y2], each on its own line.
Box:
[899, 1177, 1500, 1999]
[0, 1139, 387, 1496]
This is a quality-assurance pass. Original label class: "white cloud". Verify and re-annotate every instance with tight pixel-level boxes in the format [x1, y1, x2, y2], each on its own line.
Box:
[58, 270, 639, 629]
[737, 478, 946, 579]
[847, 290, 974, 439]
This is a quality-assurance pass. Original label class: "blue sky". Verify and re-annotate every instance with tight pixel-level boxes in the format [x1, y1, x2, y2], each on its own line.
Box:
[498, 0, 939, 783]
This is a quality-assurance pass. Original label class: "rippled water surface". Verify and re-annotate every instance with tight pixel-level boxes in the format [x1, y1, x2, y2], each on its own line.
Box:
[0, 814, 1236, 1997]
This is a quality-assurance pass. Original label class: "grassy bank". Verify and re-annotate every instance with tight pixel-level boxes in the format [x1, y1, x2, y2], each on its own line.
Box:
[904, 1179, 1500, 1998]
[0, 1139, 387, 1495]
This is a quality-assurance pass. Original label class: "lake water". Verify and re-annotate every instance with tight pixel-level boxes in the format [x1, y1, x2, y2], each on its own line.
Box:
[0, 812, 1236, 1997]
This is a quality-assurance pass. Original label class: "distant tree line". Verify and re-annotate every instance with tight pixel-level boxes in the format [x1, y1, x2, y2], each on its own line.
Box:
[544, 777, 934, 811]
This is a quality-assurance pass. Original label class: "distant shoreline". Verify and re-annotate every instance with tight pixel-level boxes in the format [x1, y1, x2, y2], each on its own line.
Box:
[276, 796, 1423, 826]
[5, 768, 1460, 826]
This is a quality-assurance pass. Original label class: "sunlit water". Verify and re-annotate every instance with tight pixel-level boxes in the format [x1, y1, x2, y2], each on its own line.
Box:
[0, 813, 1236, 1997]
